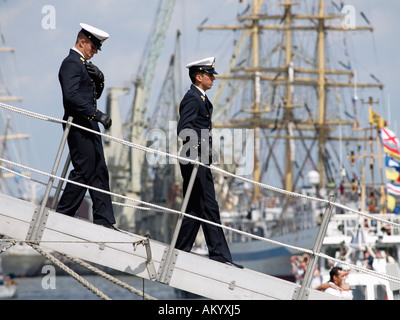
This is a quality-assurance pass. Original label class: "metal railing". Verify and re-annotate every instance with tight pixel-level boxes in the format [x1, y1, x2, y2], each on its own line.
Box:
[2, 101, 400, 300]
[26, 116, 73, 243]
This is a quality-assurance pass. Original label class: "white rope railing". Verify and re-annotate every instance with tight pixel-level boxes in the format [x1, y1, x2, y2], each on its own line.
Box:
[1, 102, 400, 289]
[2, 157, 400, 252]
[0, 101, 330, 205]
[3, 197, 400, 290]
[2, 101, 399, 223]
[1, 100, 400, 240]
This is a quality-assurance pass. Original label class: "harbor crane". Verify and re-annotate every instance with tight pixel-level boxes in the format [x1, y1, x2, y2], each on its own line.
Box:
[104, 0, 176, 231]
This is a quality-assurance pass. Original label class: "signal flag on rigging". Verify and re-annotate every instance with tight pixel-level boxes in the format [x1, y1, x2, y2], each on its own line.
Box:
[369, 107, 385, 129]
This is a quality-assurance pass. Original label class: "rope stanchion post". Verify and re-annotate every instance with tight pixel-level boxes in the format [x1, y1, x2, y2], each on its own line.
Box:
[293, 193, 336, 300]
[51, 152, 71, 210]
[157, 161, 200, 284]
[26, 116, 73, 243]
[2, 102, 400, 295]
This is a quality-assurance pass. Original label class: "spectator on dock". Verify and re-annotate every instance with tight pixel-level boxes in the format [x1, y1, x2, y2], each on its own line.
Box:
[317, 266, 353, 300]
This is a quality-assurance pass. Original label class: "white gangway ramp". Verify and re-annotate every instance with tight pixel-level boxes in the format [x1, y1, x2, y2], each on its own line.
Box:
[0, 193, 339, 300]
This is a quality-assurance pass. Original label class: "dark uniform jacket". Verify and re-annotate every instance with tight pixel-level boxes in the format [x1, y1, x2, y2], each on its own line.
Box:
[58, 49, 104, 129]
[56, 49, 115, 225]
[177, 84, 213, 162]
[175, 84, 233, 263]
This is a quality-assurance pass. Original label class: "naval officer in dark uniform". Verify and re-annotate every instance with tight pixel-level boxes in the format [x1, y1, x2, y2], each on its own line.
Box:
[175, 57, 243, 268]
[56, 23, 116, 229]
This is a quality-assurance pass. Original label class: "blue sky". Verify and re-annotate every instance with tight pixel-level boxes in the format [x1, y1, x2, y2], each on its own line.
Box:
[0, 0, 399, 199]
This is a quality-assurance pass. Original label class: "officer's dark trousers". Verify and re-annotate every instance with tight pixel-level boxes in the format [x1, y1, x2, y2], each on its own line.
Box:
[175, 162, 233, 263]
[56, 127, 115, 225]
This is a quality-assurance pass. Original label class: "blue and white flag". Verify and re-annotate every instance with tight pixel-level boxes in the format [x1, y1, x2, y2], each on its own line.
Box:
[385, 155, 400, 172]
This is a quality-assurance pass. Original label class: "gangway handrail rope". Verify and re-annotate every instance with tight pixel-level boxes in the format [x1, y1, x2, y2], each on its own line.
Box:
[2, 102, 400, 287]
[2, 165, 400, 287]
[0, 101, 333, 205]
[2, 237, 400, 286]
[0, 164, 160, 213]
[1, 101, 400, 229]
[2, 157, 400, 248]
[2, 159, 400, 236]
[2, 157, 400, 234]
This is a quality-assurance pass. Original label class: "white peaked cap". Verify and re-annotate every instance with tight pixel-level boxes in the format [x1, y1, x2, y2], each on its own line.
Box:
[186, 57, 218, 74]
[79, 23, 109, 50]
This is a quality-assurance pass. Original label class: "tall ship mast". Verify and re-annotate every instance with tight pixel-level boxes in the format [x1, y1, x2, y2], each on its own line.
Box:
[0, 30, 28, 198]
[190, 0, 398, 279]
[199, 0, 383, 208]
[103, 0, 399, 280]
[0, 22, 47, 279]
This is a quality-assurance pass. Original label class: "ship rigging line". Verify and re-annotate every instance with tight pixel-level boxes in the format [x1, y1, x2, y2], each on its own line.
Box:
[1, 102, 400, 286]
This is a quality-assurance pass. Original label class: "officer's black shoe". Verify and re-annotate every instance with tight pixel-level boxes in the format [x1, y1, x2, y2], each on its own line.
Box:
[102, 223, 119, 231]
[225, 261, 244, 269]
[93, 219, 119, 231]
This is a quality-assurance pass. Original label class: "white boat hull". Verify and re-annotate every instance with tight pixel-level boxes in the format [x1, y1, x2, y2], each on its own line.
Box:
[0, 284, 17, 299]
